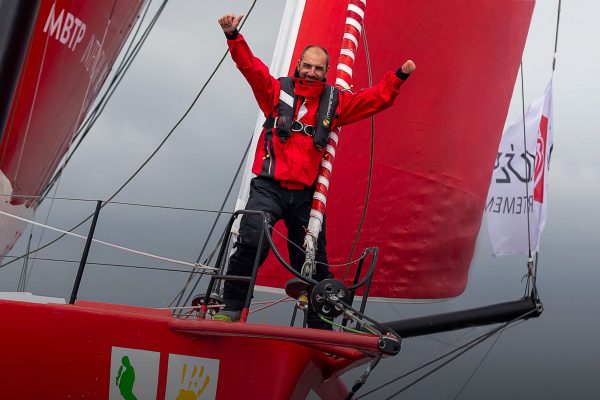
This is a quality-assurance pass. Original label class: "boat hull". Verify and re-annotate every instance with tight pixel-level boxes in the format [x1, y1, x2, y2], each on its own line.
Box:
[0, 298, 380, 399]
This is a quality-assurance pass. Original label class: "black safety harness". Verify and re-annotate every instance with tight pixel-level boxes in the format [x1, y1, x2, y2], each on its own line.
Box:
[263, 77, 339, 149]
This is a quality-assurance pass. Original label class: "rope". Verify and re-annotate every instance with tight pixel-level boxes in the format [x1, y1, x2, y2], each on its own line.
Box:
[270, 224, 368, 267]
[167, 0, 259, 309]
[355, 309, 536, 399]
[0, 0, 244, 271]
[249, 296, 293, 314]
[0, 210, 216, 271]
[452, 329, 506, 400]
[3, 255, 218, 275]
[552, 0, 562, 72]
[519, 62, 533, 259]
[17, 228, 33, 291]
[42, 0, 165, 197]
[343, 19, 375, 281]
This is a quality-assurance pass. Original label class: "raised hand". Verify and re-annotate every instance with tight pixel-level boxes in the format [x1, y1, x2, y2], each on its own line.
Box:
[218, 14, 243, 34]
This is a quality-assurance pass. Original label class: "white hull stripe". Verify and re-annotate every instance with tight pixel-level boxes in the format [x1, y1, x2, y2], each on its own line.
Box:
[340, 48, 355, 61]
[313, 191, 327, 205]
[279, 90, 294, 108]
[337, 63, 353, 77]
[317, 175, 330, 188]
[347, 4, 365, 19]
[343, 32, 359, 48]
[345, 17, 363, 33]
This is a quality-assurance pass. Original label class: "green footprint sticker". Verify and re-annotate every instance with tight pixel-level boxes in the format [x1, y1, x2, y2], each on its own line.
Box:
[115, 356, 138, 400]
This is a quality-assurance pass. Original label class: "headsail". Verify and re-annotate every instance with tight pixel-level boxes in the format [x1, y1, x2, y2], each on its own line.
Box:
[237, 0, 536, 299]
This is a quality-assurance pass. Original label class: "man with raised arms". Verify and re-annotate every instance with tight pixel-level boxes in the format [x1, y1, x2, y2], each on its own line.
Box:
[215, 14, 415, 329]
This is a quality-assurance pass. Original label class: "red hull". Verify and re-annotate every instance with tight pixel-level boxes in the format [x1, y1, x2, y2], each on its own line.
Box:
[0, 298, 380, 398]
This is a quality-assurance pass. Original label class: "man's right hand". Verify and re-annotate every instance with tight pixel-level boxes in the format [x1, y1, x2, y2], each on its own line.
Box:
[218, 14, 243, 34]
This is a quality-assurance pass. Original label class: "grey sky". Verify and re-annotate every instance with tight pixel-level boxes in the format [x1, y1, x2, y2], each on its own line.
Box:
[1, 0, 598, 398]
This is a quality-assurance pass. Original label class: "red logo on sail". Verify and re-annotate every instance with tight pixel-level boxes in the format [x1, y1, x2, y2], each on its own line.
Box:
[533, 115, 548, 203]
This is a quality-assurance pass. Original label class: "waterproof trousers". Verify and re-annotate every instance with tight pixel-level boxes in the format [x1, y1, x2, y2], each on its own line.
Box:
[222, 177, 332, 329]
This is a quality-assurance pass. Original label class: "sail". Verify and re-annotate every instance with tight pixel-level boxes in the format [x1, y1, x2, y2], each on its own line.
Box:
[0, 0, 146, 256]
[238, 0, 535, 299]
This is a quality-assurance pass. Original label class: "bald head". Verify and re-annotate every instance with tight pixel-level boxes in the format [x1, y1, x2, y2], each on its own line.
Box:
[298, 45, 329, 82]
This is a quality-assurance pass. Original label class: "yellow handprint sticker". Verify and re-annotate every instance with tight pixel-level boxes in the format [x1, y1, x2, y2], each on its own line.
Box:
[176, 363, 211, 399]
[166, 354, 220, 400]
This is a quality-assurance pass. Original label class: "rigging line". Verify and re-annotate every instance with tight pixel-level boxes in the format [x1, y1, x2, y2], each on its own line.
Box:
[167, 0, 260, 309]
[173, 224, 229, 310]
[0, 209, 216, 271]
[248, 296, 293, 314]
[452, 328, 506, 400]
[380, 330, 502, 400]
[344, 22, 375, 281]
[270, 223, 367, 267]
[17, 228, 33, 291]
[520, 62, 533, 259]
[2, 0, 253, 272]
[118, 0, 155, 70]
[172, 134, 253, 309]
[42, 0, 168, 198]
[356, 309, 536, 399]
[4, 255, 214, 274]
[25, 167, 65, 289]
[552, 0, 562, 72]
[0, 193, 237, 214]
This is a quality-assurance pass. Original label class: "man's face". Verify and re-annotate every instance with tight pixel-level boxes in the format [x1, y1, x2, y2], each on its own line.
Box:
[298, 48, 328, 82]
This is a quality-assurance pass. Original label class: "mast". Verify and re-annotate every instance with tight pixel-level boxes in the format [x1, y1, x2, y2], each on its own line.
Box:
[303, 0, 367, 274]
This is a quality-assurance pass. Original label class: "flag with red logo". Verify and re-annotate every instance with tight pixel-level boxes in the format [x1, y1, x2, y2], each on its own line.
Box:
[485, 80, 554, 256]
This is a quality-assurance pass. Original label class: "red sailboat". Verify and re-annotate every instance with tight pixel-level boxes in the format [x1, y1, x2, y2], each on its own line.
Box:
[0, 0, 541, 398]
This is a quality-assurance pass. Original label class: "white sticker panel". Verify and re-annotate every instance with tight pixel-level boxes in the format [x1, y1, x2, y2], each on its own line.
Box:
[109, 347, 160, 400]
[165, 354, 220, 400]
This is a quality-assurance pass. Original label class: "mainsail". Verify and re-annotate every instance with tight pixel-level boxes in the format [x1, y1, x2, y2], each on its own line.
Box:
[0, 0, 145, 256]
[238, 0, 536, 300]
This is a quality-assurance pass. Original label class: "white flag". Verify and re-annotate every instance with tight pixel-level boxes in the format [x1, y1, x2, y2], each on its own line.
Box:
[486, 80, 554, 256]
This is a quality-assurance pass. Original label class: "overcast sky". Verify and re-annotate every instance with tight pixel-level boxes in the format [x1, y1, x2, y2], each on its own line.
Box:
[1, 0, 599, 398]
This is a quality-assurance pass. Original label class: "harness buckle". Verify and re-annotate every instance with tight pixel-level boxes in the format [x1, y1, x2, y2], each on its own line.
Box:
[291, 120, 315, 136]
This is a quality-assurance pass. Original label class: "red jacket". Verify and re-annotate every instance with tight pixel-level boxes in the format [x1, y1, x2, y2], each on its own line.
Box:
[228, 33, 405, 188]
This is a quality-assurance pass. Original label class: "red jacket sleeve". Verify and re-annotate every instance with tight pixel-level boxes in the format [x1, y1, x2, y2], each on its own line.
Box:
[334, 71, 405, 127]
[227, 33, 279, 115]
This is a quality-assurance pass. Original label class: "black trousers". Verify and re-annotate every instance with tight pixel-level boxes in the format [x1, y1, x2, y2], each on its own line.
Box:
[223, 177, 332, 329]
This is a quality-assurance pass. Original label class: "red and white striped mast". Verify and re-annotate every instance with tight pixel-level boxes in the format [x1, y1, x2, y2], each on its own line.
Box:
[303, 0, 366, 275]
